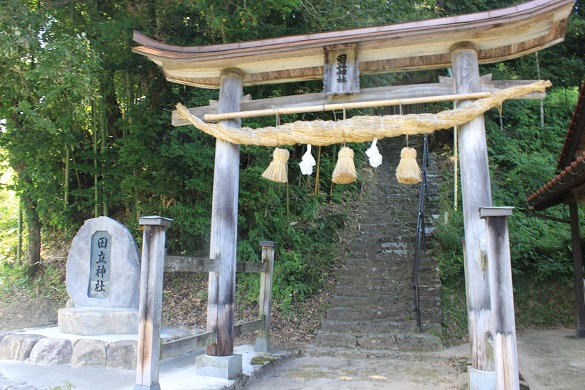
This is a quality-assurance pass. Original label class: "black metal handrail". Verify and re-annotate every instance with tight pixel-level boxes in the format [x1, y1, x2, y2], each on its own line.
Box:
[411, 134, 429, 333]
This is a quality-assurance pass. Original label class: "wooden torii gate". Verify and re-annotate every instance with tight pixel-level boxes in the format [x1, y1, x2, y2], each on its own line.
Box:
[132, 1, 573, 388]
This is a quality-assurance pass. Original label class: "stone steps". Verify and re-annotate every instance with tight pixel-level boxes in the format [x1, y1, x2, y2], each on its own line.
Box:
[342, 253, 438, 263]
[320, 319, 420, 333]
[347, 232, 437, 247]
[335, 273, 439, 287]
[341, 253, 437, 263]
[325, 307, 413, 322]
[337, 264, 439, 278]
[316, 331, 443, 352]
[329, 294, 411, 308]
[319, 319, 443, 338]
[307, 346, 444, 360]
[334, 284, 410, 297]
[331, 285, 440, 302]
[316, 136, 443, 354]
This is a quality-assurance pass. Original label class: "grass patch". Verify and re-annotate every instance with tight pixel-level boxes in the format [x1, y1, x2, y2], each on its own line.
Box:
[440, 279, 468, 347]
[440, 274, 576, 347]
[0, 261, 67, 304]
[513, 275, 575, 330]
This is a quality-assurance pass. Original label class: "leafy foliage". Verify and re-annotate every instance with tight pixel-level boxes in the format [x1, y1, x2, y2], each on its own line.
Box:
[0, 0, 583, 326]
[0, 184, 20, 263]
[0, 0, 369, 310]
[436, 89, 580, 279]
[435, 50, 583, 342]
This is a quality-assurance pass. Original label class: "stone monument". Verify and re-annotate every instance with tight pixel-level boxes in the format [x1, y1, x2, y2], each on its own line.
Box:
[58, 216, 141, 335]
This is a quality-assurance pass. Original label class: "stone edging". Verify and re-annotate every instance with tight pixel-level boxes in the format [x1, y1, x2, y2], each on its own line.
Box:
[0, 327, 202, 370]
[0, 331, 137, 370]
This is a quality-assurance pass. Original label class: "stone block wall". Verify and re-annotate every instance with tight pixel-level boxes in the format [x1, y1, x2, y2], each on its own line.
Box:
[0, 332, 136, 370]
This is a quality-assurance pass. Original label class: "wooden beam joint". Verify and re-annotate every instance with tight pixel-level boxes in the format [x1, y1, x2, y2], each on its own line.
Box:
[449, 41, 478, 54]
[220, 67, 245, 78]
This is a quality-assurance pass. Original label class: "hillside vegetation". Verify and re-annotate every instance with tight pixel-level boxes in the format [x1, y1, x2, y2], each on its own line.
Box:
[1, 1, 584, 344]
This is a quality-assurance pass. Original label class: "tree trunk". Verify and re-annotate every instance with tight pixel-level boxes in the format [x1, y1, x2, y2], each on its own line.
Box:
[22, 193, 41, 277]
[9, 108, 41, 276]
[92, 100, 99, 218]
[103, 70, 123, 141]
[17, 199, 23, 265]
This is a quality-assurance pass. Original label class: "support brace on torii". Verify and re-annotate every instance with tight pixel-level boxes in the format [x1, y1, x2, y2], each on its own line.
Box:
[132, 1, 574, 387]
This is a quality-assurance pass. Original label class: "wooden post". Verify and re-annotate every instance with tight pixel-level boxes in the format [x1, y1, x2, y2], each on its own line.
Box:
[450, 42, 495, 379]
[206, 68, 244, 357]
[569, 202, 585, 338]
[480, 207, 519, 390]
[135, 216, 172, 390]
[255, 241, 277, 352]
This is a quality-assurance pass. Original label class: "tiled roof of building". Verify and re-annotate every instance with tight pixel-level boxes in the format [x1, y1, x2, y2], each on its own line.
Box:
[526, 80, 585, 210]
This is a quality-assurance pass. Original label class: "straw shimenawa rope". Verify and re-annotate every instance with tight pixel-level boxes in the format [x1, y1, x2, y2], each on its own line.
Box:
[332, 147, 357, 184]
[396, 147, 422, 184]
[262, 148, 289, 183]
[175, 81, 551, 146]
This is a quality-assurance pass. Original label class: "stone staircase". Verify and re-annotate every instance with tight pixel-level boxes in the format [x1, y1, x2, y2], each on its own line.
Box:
[315, 136, 443, 354]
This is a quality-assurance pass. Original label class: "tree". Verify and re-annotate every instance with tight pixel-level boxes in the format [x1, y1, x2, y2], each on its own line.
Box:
[1, 0, 581, 305]
[0, 0, 99, 274]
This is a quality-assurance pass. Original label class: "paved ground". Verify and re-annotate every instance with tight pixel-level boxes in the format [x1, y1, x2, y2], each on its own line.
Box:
[0, 344, 263, 390]
[245, 350, 466, 390]
[245, 329, 585, 390]
[0, 328, 584, 389]
[516, 329, 585, 390]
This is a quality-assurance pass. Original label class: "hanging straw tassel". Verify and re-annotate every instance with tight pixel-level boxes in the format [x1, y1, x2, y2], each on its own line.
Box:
[396, 147, 422, 184]
[262, 148, 289, 183]
[332, 146, 357, 184]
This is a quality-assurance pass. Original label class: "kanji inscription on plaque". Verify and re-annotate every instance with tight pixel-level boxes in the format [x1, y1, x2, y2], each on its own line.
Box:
[88, 231, 111, 298]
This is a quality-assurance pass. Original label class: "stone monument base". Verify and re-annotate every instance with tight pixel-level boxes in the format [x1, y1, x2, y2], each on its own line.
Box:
[58, 308, 139, 335]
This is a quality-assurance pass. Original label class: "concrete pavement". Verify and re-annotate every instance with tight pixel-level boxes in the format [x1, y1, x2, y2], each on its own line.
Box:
[516, 329, 585, 390]
[0, 328, 584, 389]
[0, 344, 273, 390]
[241, 328, 585, 390]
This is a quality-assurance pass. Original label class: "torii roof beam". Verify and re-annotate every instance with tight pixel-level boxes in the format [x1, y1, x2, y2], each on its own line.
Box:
[133, 0, 573, 89]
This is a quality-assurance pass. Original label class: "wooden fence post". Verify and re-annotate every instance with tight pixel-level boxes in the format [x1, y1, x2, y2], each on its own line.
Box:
[480, 207, 519, 390]
[135, 216, 172, 390]
[255, 241, 277, 352]
[450, 42, 495, 387]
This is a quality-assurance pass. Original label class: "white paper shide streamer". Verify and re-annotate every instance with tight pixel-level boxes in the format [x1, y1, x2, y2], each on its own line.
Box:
[299, 144, 316, 175]
[365, 139, 383, 168]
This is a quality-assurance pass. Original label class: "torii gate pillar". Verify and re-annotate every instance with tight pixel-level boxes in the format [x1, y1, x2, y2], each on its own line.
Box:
[197, 68, 244, 379]
[451, 42, 496, 389]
